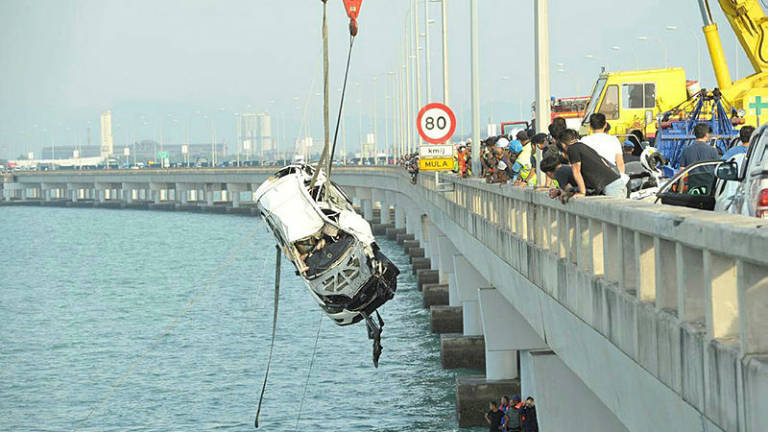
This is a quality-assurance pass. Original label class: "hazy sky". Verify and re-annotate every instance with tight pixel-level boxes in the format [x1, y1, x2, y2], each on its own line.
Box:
[0, 0, 755, 159]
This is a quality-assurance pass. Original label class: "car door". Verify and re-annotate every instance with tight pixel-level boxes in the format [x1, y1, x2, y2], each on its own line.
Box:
[655, 160, 723, 210]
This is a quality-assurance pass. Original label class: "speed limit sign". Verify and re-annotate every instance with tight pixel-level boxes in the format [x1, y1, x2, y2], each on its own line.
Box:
[417, 103, 456, 144]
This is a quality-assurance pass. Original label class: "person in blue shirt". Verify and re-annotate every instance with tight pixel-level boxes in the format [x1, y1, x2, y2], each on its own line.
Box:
[680, 123, 720, 170]
[722, 125, 755, 160]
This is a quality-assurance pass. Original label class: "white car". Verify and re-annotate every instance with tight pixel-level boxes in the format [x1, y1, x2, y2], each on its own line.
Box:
[716, 124, 768, 218]
[253, 164, 399, 366]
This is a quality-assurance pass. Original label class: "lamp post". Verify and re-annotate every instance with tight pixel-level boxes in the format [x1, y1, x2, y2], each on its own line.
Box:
[637, 35, 668, 68]
[470, 0, 481, 176]
[666, 25, 701, 81]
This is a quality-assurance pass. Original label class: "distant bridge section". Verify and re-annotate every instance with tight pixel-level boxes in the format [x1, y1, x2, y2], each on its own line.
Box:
[2, 167, 768, 431]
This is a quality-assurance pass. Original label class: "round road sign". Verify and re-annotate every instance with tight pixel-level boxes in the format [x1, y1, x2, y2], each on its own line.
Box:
[417, 103, 456, 144]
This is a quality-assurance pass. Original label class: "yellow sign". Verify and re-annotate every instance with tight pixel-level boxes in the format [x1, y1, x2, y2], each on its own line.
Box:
[419, 157, 453, 171]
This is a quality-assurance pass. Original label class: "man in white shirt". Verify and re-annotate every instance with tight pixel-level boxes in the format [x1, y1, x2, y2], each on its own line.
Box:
[580, 113, 625, 174]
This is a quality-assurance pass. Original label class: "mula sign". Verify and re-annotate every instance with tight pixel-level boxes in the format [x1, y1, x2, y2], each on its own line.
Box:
[419, 157, 453, 171]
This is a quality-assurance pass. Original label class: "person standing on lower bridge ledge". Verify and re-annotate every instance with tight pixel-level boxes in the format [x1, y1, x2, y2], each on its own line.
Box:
[485, 400, 508, 431]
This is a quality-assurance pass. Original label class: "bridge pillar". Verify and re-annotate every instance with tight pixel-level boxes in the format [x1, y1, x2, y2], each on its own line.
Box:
[361, 199, 373, 221]
[521, 350, 629, 432]
[479, 287, 548, 380]
[67, 183, 78, 203]
[228, 184, 245, 208]
[437, 235, 458, 286]
[205, 184, 215, 206]
[454, 255, 488, 336]
[175, 183, 188, 205]
[121, 183, 133, 204]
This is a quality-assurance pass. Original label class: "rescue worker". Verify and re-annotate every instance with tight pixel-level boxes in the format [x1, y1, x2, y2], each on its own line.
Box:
[509, 131, 536, 186]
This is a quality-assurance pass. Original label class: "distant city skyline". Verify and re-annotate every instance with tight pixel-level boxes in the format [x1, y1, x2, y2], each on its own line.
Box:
[0, 0, 756, 159]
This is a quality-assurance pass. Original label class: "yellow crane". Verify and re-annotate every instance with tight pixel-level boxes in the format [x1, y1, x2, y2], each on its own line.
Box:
[579, 0, 768, 137]
[700, 0, 768, 125]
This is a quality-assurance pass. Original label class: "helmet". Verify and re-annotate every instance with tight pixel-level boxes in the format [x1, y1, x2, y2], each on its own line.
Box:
[640, 147, 667, 174]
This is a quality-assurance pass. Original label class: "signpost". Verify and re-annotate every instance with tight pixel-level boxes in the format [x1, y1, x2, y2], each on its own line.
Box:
[417, 103, 456, 190]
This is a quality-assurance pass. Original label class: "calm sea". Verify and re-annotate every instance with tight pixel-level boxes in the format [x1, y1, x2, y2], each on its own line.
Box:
[0, 206, 481, 432]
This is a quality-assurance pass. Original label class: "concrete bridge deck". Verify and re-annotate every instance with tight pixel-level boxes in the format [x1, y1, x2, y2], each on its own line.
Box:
[3, 166, 768, 431]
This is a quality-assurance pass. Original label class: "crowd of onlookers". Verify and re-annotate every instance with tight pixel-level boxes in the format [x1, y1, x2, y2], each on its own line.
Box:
[485, 395, 538, 432]
[474, 114, 632, 200]
[402, 112, 758, 203]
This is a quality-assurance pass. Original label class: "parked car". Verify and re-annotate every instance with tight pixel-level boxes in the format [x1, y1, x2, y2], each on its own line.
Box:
[715, 123, 768, 218]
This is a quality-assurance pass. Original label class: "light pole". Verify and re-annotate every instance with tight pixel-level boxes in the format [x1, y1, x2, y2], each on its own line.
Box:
[424, 0, 432, 104]
[666, 25, 701, 81]
[637, 35, 668, 68]
[412, 0, 423, 147]
[373, 75, 379, 162]
[534, 0, 551, 186]
[434, 0, 449, 106]
[470, 0, 481, 176]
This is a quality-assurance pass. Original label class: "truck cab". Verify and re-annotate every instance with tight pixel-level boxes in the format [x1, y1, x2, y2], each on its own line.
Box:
[580, 68, 688, 139]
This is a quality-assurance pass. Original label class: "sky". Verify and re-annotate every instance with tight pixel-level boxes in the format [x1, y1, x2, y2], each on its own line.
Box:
[0, 0, 756, 160]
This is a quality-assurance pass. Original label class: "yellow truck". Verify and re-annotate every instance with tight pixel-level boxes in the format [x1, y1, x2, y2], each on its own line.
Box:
[579, 68, 688, 138]
[580, 0, 768, 139]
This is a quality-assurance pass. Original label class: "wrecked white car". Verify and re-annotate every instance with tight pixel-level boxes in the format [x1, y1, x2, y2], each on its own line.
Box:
[253, 164, 399, 366]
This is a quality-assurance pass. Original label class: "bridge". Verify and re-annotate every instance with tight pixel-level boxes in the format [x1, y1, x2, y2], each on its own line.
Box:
[2, 167, 768, 431]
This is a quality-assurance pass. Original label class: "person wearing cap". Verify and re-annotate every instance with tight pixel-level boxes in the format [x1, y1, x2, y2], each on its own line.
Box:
[507, 395, 523, 432]
[623, 141, 640, 162]
[509, 131, 537, 186]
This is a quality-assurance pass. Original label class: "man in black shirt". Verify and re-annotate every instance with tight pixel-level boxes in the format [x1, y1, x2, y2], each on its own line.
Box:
[485, 400, 507, 431]
[560, 129, 626, 198]
[680, 123, 720, 169]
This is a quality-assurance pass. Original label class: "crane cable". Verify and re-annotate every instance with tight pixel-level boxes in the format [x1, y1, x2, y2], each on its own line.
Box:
[253, 245, 282, 428]
[310, 0, 357, 195]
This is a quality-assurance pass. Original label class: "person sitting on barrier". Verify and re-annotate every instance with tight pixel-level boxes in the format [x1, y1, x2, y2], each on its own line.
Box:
[561, 129, 626, 198]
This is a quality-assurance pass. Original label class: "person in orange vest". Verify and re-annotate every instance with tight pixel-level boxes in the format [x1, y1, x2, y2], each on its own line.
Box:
[457, 145, 470, 178]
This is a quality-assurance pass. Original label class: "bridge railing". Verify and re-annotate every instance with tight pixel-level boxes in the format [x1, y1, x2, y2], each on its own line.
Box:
[419, 172, 768, 356]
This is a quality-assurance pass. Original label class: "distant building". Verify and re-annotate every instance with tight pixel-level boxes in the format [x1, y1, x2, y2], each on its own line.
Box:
[100, 110, 114, 158]
[239, 112, 272, 161]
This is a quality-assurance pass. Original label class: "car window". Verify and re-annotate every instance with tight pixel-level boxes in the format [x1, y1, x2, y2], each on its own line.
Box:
[622, 83, 656, 109]
[658, 161, 722, 196]
[598, 85, 619, 120]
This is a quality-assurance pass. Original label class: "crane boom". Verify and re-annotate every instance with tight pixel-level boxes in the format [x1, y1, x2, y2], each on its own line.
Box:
[717, 0, 768, 74]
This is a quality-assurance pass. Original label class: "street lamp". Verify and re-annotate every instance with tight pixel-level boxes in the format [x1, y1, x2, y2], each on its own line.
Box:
[666, 25, 701, 82]
[636, 35, 668, 68]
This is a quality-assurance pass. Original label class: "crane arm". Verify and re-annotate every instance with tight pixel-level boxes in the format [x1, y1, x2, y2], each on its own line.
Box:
[717, 0, 768, 74]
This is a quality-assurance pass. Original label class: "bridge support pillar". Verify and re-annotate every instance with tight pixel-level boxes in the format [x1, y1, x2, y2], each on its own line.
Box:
[394, 197, 407, 229]
[175, 183, 188, 205]
[205, 185, 215, 207]
[437, 235, 458, 286]
[520, 350, 629, 432]
[361, 199, 373, 221]
[454, 255, 488, 336]
[67, 184, 78, 203]
[479, 287, 548, 380]
[122, 183, 133, 204]
[228, 184, 245, 208]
